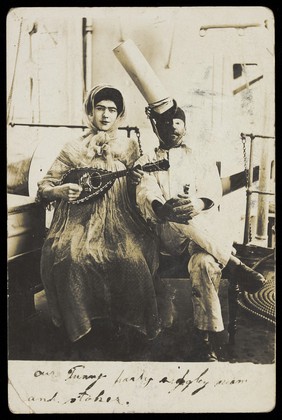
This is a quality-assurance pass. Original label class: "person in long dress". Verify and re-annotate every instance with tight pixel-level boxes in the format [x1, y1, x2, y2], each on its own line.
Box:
[37, 85, 163, 348]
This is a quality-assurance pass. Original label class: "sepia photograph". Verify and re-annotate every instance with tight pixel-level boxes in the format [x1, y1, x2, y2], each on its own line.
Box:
[7, 6, 275, 413]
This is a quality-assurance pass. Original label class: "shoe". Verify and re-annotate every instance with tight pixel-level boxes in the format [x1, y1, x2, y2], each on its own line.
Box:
[187, 342, 218, 362]
[188, 330, 218, 362]
[201, 346, 218, 362]
[232, 262, 267, 294]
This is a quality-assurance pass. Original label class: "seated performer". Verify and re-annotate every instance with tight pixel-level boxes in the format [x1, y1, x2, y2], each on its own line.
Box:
[135, 102, 266, 361]
[36, 85, 166, 352]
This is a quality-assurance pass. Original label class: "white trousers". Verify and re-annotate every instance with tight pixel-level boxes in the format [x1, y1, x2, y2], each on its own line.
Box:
[157, 212, 233, 267]
[157, 216, 232, 332]
[188, 242, 224, 332]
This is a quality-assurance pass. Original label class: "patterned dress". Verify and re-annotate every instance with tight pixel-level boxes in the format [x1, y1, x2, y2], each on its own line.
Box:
[37, 132, 161, 342]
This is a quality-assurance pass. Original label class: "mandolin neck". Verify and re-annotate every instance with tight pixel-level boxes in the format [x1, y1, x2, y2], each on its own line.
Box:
[94, 159, 169, 182]
[111, 164, 152, 180]
[112, 168, 129, 180]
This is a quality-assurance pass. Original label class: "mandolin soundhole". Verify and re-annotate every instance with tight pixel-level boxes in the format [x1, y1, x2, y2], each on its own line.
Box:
[89, 172, 103, 189]
[78, 171, 102, 191]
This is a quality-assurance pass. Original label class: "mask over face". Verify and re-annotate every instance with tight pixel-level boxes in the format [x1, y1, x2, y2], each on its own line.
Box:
[147, 100, 186, 149]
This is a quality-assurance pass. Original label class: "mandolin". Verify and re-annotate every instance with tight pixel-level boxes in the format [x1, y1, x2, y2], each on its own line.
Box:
[60, 159, 170, 204]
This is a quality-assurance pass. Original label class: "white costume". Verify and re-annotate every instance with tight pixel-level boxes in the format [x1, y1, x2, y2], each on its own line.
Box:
[136, 141, 233, 332]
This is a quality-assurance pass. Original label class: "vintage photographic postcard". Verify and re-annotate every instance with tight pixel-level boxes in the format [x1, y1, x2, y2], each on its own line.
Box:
[7, 6, 275, 413]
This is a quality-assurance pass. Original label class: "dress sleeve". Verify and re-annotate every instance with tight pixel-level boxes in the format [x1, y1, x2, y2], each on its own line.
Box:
[36, 138, 80, 202]
[118, 137, 140, 168]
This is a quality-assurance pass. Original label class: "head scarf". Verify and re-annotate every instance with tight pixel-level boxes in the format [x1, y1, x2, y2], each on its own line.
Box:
[93, 87, 123, 115]
[83, 85, 126, 138]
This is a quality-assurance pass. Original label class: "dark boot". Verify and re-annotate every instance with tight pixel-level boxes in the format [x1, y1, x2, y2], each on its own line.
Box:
[209, 331, 229, 361]
[187, 329, 218, 362]
[230, 262, 267, 294]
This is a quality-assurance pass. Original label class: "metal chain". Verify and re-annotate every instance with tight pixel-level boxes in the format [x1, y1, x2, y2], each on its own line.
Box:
[241, 133, 252, 242]
[241, 134, 248, 185]
[136, 129, 143, 156]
